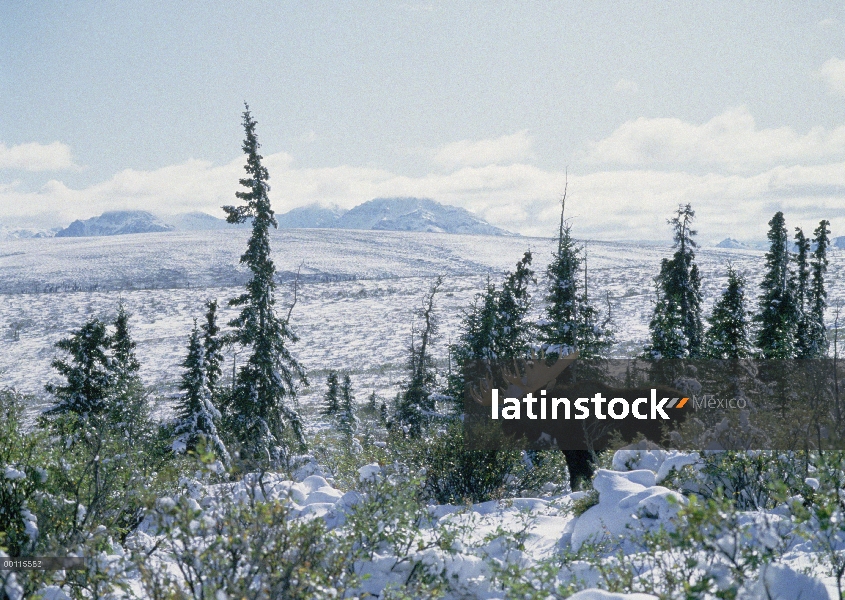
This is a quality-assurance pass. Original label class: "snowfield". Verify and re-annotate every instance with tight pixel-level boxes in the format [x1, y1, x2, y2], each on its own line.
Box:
[3, 228, 842, 420]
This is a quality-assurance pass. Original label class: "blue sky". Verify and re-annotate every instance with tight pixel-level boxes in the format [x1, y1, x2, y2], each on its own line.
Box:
[2, 1, 845, 241]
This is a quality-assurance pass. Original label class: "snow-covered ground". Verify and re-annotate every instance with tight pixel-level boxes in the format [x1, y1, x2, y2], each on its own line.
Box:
[1, 228, 844, 420]
[24, 450, 836, 599]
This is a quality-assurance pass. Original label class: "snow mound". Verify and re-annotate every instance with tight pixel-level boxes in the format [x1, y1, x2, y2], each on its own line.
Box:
[748, 563, 832, 599]
[32, 586, 72, 600]
[290, 454, 330, 481]
[358, 462, 381, 482]
[571, 469, 686, 551]
[611, 448, 701, 482]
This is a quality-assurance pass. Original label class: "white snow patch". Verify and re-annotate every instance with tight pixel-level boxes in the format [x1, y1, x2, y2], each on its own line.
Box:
[571, 469, 686, 551]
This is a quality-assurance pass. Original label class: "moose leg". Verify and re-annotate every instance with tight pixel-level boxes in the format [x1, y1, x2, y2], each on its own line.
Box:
[563, 450, 595, 491]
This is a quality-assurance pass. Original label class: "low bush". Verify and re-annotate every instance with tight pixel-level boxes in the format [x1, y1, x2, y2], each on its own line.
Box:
[387, 420, 569, 504]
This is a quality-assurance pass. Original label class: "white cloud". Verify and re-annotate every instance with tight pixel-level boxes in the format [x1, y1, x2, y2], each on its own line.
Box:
[4, 110, 845, 242]
[816, 57, 845, 97]
[613, 78, 638, 94]
[585, 107, 845, 171]
[433, 131, 534, 168]
[0, 141, 79, 171]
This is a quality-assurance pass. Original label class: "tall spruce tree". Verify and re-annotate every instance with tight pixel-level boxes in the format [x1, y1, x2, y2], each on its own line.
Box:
[173, 321, 229, 464]
[755, 211, 798, 358]
[646, 204, 703, 359]
[201, 299, 224, 396]
[45, 318, 113, 418]
[702, 264, 753, 359]
[808, 219, 831, 357]
[112, 302, 141, 394]
[322, 371, 340, 416]
[794, 227, 812, 358]
[540, 193, 613, 359]
[222, 104, 307, 458]
[109, 302, 148, 435]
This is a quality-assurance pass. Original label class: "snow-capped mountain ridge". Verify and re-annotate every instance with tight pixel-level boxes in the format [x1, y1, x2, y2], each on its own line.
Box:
[342, 197, 515, 236]
[52, 198, 516, 238]
[56, 211, 175, 237]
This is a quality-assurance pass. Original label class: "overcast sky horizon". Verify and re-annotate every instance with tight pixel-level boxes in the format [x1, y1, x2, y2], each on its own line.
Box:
[2, 2, 845, 242]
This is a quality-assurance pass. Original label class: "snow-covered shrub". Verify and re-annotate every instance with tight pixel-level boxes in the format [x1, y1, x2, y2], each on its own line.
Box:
[2, 389, 171, 598]
[344, 468, 466, 597]
[566, 493, 793, 599]
[784, 451, 845, 599]
[664, 451, 811, 509]
[571, 488, 599, 516]
[135, 479, 349, 599]
[637, 494, 790, 597]
[0, 389, 46, 556]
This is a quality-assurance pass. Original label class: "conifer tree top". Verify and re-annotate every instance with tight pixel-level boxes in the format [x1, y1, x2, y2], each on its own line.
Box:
[223, 104, 276, 229]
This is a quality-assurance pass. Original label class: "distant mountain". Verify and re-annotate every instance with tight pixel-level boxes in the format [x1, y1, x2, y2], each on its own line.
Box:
[336, 197, 514, 236]
[164, 212, 229, 231]
[715, 238, 752, 249]
[834, 236, 845, 250]
[52, 198, 515, 238]
[56, 211, 174, 237]
[277, 204, 344, 229]
[162, 212, 253, 231]
[0, 225, 59, 241]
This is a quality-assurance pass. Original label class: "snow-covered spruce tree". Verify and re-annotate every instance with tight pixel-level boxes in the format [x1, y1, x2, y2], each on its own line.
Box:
[201, 299, 224, 396]
[646, 282, 687, 359]
[111, 301, 141, 394]
[807, 219, 831, 357]
[109, 302, 147, 431]
[755, 211, 799, 358]
[540, 194, 613, 359]
[395, 276, 442, 435]
[496, 251, 535, 359]
[446, 252, 541, 408]
[173, 321, 229, 464]
[337, 374, 357, 437]
[44, 318, 113, 419]
[702, 263, 753, 359]
[646, 203, 703, 359]
[222, 104, 307, 459]
[322, 371, 340, 416]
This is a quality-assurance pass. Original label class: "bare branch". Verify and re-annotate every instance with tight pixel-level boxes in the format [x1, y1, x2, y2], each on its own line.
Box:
[558, 167, 568, 242]
[286, 262, 304, 323]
